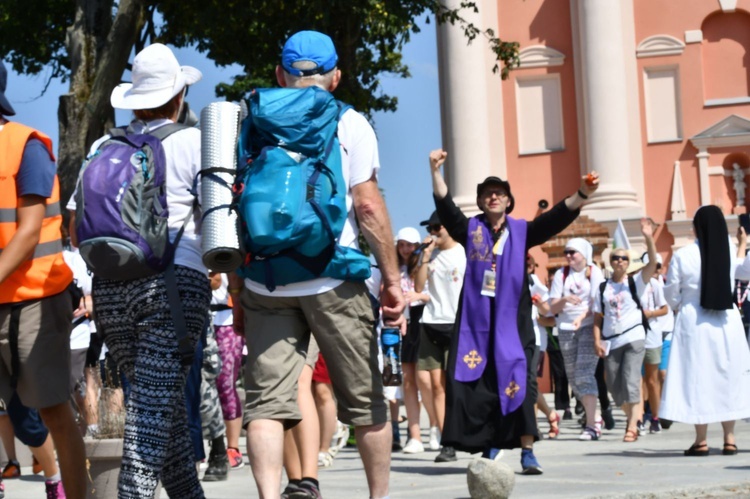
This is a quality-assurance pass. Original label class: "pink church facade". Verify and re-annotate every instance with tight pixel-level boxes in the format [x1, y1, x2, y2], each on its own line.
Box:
[436, 0, 750, 269]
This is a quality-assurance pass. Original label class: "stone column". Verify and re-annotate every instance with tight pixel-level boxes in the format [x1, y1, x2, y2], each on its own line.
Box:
[575, 0, 642, 220]
[436, 0, 506, 215]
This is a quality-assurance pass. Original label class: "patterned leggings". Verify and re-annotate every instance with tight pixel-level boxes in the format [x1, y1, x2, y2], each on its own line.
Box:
[93, 266, 210, 499]
[200, 325, 226, 440]
[214, 325, 244, 420]
[559, 325, 599, 397]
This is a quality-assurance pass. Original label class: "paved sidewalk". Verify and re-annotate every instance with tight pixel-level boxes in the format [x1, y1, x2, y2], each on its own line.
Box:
[4, 402, 750, 497]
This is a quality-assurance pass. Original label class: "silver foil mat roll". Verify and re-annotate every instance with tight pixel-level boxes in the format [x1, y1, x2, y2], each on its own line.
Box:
[200, 102, 244, 272]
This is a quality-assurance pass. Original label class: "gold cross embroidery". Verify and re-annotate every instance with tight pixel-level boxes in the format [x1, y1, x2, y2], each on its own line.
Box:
[463, 350, 483, 369]
[505, 381, 520, 399]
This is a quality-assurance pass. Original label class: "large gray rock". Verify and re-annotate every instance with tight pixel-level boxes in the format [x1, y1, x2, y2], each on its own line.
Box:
[467, 457, 515, 499]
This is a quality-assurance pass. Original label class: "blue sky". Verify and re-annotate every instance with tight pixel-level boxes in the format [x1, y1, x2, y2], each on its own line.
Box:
[6, 24, 441, 241]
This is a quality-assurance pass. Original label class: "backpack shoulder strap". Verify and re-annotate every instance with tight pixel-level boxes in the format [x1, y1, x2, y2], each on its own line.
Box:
[599, 279, 607, 313]
[563, 265, 570, 282]
[628, 275, 643, 310]
[628, 275, 651, 331]
[149, 123, 190, 141]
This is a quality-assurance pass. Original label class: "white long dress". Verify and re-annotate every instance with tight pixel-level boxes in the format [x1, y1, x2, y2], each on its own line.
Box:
[660, 241, 750, 424]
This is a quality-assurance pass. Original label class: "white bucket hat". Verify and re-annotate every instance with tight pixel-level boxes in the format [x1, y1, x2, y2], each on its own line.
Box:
[110, 44, 202, 110]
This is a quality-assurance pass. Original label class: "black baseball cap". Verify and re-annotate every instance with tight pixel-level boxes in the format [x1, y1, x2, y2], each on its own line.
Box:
[476, 176, 514, 214]
[419, 211, 441, 227]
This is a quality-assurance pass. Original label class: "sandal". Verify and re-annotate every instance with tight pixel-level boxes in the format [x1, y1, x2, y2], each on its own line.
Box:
[684, 443, 709, 456]
[547, 411, 560, 439]
[723, 443, 738, 455]
[623, 430, 638, 443]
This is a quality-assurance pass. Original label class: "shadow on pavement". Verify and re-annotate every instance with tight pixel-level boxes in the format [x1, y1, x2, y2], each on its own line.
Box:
[390, 465, 466, 476]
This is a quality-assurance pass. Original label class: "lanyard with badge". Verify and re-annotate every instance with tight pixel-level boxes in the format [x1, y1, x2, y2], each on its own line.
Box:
[481, 229, 507, 297]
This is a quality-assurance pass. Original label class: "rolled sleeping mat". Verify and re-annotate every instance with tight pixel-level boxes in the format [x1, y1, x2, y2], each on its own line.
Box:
[200, 101, 244, 272]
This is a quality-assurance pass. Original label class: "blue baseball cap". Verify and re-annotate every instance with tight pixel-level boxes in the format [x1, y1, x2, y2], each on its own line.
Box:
[281, 31, 338, 77]
[0, 60, 16, 116]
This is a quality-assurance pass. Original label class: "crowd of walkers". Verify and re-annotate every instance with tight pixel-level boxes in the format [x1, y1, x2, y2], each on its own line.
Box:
[2, 28, 750, 499]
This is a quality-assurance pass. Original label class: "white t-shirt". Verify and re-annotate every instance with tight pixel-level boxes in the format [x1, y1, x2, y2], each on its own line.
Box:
[641, 277, 666, 349]
[63, 249, 92, 350]
[420, 244, 466, 324]
[211, 274, 233, 326]
[245, 108, 380, 297]
[67, 119, 206, 275]
[653, 275, 674, 336]
[550, 265, 604, 329]
[592, 271, 649, 351]
[530, 273, 550, 350]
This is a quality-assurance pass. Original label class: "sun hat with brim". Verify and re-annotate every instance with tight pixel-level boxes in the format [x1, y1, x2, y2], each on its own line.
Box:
[625, 250, 645, 274]
[0, 60, 16, 116]
[110, 43, 202, 110]
[281, 31, 338, 77]
[396, 227, 421, 245]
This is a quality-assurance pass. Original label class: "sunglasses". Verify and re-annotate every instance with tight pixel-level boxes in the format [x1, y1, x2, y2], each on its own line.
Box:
[563, 250, 577, 256]
[611, 255, 630, 262]
[428, 224, 442, 233]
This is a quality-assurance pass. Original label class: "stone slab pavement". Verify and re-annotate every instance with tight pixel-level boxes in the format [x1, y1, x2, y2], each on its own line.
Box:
[5, 400, 750, 498]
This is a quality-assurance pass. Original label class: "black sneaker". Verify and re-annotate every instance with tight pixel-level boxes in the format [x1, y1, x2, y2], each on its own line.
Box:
[602, 407, 615, 430]
[202, 451, 229, 482]
[562, 409, 573, 420]
[435, 446, 457, 462]
[660, 418, 673, 430]
[574, 400, 584, 415]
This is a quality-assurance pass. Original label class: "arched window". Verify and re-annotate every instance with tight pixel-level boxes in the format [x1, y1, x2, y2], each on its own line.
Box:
[702, 11, 750, 103]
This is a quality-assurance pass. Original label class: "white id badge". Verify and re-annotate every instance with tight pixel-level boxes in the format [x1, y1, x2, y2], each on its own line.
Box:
[481, 269, 496, 297]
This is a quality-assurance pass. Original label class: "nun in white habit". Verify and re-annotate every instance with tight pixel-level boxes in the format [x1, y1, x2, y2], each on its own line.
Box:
[660, 205, 750, 456]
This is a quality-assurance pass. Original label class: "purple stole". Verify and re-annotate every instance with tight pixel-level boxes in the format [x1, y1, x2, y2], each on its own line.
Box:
[455, 216, 528, 415]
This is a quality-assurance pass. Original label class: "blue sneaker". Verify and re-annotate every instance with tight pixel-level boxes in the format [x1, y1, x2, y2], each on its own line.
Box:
[520, 448, 543, 475]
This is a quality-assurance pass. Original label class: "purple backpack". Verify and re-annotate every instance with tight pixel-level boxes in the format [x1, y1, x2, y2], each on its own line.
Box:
[74, 123, 188, 280]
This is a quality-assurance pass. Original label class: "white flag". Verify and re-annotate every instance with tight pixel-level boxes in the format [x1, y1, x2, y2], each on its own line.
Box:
[613, 218, 631, 249]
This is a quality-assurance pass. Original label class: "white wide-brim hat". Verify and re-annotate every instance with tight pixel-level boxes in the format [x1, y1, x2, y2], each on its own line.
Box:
[110, 43, 202, 110]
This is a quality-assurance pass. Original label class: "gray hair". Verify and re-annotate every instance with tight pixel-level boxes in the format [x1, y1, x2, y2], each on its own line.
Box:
[283, 60, 337, 90]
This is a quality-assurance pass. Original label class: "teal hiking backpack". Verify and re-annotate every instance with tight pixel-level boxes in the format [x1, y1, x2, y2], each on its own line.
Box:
[235, 86, 371, 291]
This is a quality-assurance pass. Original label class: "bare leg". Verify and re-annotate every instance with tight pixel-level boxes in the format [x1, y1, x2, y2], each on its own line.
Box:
[582, 394, 598, 428]
[429, 369, 446, 432]
[536, 393, 551, 419]
[416, 369, 438, 428]
[693, 423, 708, 446]
[29, 435, 59, 478]
[282, 430, 301, 481]
[402, 363, 421, 440]
[292, 366, 319, 479]
[225, 417, 243, 451]
[0, 414, 17, 462]
[722, 420, 736, 446]
[313, 382, 337, 453]
[644, 364, 661, 419]
[247, 419, 285, 499]
[622, 402, 641, 434]
[39, 402, 86, 499]
[355, 423, 391, 499]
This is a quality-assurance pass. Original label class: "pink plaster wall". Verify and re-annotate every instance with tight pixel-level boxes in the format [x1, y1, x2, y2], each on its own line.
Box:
[496, 0, 581, 223]
[634, 0, 750, 224]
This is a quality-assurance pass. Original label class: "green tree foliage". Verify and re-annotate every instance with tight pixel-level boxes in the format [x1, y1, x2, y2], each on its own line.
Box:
[156, 0, 518, 118]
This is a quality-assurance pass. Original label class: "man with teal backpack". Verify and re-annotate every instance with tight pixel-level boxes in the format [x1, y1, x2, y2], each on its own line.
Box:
[229, 31, 405, 499]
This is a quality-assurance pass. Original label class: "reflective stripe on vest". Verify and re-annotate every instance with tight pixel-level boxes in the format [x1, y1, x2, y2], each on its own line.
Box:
[0, 122, 72, 304]
[0, 203, 61, 223]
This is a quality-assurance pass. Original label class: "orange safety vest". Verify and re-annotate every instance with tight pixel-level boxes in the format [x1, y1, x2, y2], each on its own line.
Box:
[0, 122, 72, 304]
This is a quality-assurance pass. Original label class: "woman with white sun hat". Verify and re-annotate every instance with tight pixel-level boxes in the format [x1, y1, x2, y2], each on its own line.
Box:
[69, 43, 209, 499]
